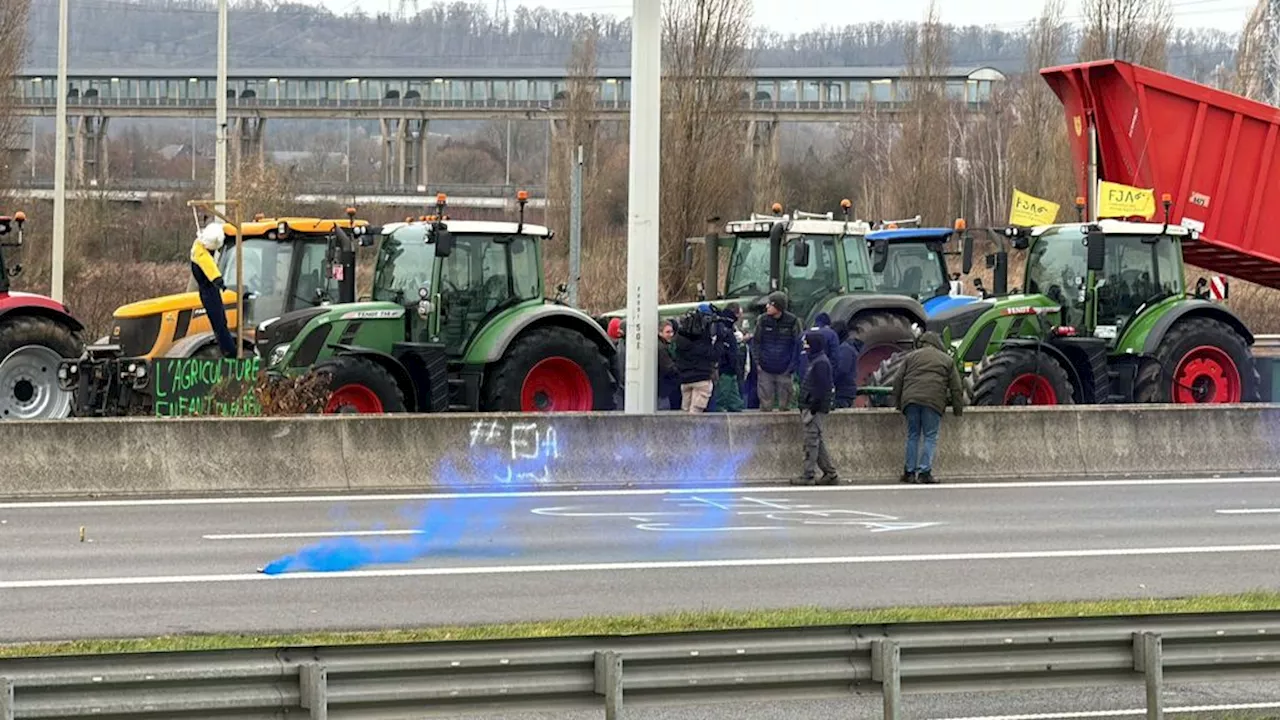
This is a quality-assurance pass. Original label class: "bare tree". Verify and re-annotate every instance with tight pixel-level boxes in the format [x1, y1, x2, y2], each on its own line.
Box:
[1007, 0, 1076, 213]
[1079, 0, 1172, 69]
[886, 1, 954, 224]
[547, 25, 600, 236]
[659, 0, 753, 300]
[1231, 0, 1268, 99]
[0, 0, 30, 194]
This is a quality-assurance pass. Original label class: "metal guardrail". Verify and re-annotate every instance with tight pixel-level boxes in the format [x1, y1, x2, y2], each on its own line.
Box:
[1, 610, 1277, 719]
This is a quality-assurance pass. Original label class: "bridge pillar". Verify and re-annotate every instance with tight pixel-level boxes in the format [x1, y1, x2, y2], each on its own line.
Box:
[403, 119, 429, 189]
[71, 115, 110, 188]
[231, 117, 267, 171]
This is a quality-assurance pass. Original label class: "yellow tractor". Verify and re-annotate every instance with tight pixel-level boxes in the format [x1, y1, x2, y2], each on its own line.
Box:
[59, 213, 373, 416]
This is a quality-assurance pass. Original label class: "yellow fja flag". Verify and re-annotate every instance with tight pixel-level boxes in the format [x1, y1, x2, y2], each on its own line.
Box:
[1097, 180, 1156, 220]
[1008, 189, 1060, 227]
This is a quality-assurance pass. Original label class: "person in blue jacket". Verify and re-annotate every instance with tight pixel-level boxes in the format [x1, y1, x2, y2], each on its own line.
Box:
[831, 320, 862, 409]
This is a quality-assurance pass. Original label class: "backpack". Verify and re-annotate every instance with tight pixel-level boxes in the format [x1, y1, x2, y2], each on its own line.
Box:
[678, 307, 713, 339]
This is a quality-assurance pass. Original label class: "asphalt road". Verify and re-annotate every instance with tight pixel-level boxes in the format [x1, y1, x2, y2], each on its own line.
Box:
[3, 476, 1279, 644]
[4, 477, 1280, 718]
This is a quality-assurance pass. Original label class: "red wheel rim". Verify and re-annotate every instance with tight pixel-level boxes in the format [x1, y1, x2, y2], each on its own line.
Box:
[521, 357, 592, 412]
[854, 343, 896, 408]
[1171, 345, 1241, 403]
[325, 384, 384, 413]
[1003, 373, 1058, 405]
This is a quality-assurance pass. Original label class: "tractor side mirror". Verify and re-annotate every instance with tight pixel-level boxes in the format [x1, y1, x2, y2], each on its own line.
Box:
[792, 238, 811, 268]
[961, 233, 974, 274]
[984, 253, 996, 269]
[432, 228, 455, 257]
[1085, 229, 1106, 272]
[871, 240, 888, 273]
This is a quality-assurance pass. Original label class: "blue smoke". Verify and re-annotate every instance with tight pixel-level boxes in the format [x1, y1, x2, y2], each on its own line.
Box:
[261, 416, 758, 575]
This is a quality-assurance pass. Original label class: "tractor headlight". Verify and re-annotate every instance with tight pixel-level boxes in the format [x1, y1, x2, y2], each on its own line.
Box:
[268, 343, 290, 367]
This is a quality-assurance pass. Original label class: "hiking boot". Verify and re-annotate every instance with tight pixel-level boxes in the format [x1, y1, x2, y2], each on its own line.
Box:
[791, 476, 817, 486]
[917, 470, 937, 484]
[818, 473, 840, 486]
[899, 471, 916, 484]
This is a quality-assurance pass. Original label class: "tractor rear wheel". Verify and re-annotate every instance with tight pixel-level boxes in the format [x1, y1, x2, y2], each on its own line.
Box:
[850, 312, 914, 384]
[864, 351, 906, 408]
[0, 316, 81, 420]
[1134, 317, 1260, 404]
[485, 326, 615, 412]
[316, 355, 406, 414]
[968, 348, 1075, 406]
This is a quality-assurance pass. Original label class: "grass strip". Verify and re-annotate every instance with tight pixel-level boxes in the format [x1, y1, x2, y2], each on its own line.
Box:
[4, 590, 1278, 659]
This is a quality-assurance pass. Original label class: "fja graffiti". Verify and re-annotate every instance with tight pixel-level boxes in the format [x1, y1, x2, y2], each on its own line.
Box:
[469, 419, 560, 485]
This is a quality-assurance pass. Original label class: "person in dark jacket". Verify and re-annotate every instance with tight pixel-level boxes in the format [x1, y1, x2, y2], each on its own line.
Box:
[831, 320, 861, 409]
[751, 292, 801, 411]
[793, 329, 839, 485]
[710, 303, 745, 412]
[889, 331, 964, 484]
[656, 319, 682, 410]
[608, 318, 626, 410]
[674, 305, 717, 412]
[797, 312, 842, 380]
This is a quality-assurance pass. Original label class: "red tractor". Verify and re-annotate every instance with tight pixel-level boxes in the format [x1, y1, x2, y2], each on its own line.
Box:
[0, 212, 85, 420]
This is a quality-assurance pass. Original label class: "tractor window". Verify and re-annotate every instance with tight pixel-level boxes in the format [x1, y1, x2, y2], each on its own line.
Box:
[372, 225, 436, 305]
[438, 234, 519, 353]
[875, 243, 948, 299]
[222, 239, 294, 325]
[508, 236, 542, 301]
[725, 237, 770, 298]
[294, 240, 337, 307]
[841, 235, 873, 291]
[1025, 228, 1087, 327]
[1096, 235, 1183, 327]
[783, 234, 838, 320]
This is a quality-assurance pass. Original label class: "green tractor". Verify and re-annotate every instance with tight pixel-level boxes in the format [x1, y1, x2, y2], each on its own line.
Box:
[257, 193, 617, 413]
[871, 209, 1260, 405]
[602, 202, 930, 383]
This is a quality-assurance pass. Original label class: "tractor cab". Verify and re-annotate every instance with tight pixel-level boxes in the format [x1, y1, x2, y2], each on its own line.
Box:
[373, 194, 549, 359]
[865, 227, 955, 306]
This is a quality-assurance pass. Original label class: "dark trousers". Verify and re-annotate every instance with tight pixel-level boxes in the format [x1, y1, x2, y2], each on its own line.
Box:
[802, 409, 836, 479]
[193, 269, 237, 358]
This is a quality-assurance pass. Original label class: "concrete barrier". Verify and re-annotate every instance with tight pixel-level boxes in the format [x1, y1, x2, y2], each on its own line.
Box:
[5, 405, 1280, 499]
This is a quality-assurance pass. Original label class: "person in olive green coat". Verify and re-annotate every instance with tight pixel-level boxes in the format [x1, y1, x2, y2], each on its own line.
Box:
[889, 331, 964, 484]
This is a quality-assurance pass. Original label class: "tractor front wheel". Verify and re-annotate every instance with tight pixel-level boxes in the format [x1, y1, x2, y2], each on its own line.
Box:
[1134, 317, 1260, 404]
[0, 316, 82, 420]
[316, 355, 406, 414]
[485, 327, 615, 412]
[968, 348, 1075, 406]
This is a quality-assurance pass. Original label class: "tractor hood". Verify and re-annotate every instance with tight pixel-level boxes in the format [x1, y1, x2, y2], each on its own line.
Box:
[113, 290, 236, 319]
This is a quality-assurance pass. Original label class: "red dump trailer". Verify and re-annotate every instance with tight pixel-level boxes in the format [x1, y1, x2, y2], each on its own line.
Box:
[1041, 59, 1280, 289]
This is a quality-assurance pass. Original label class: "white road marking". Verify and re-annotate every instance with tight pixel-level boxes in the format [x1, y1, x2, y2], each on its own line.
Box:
[1216, 508, 1280, 515]
[1, 475, 1276, 510]
[935, 700, 1280, 720]
[4, 543, 1279, 589]
[203, 530, 423, 540]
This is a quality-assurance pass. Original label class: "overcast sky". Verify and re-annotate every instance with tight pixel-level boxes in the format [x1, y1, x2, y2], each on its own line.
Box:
[324, 0, 1254, 35]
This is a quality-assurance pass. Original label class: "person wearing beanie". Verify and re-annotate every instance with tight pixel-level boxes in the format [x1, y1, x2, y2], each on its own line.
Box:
[607, 318, 626, 409]
[830, 319, 862, 409]
[751, 291, 801, 411]
[798, 311, 841, 380]
[793, 329, 839, 485]
[710, 302, 745, 412]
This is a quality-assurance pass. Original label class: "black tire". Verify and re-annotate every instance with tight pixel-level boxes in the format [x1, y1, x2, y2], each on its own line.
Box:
[484, 326, 616, 412]
[1133, 316, 1260, 404]
[0, 315, 83, 420]
[968, 347, 1075, 406]
[192, 344, 224, 361]
[864, 350, 907, 408]
[848, 312, 915, 386]
[314, 355, 406, 414]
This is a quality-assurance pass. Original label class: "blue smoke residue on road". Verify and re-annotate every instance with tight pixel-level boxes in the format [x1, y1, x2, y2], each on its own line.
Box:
[260, 419, 756, 575]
